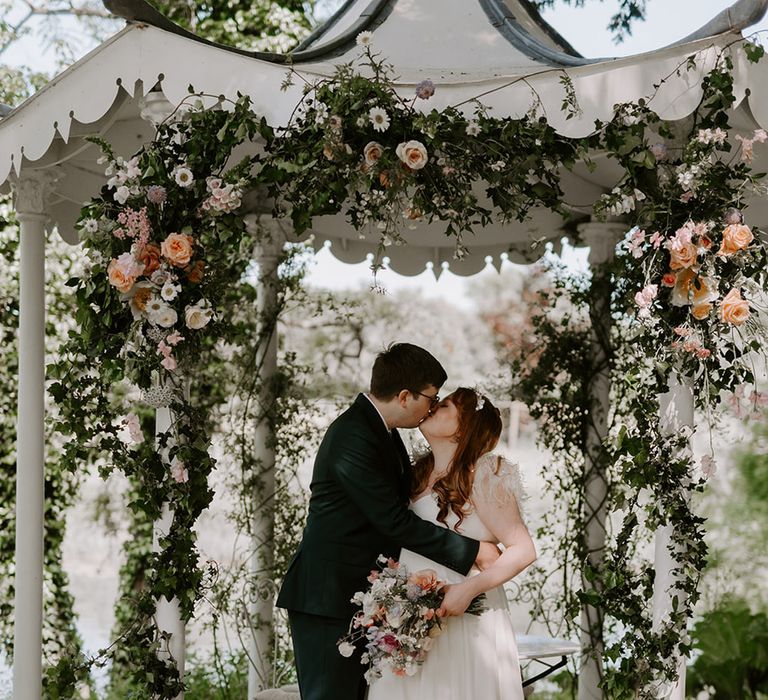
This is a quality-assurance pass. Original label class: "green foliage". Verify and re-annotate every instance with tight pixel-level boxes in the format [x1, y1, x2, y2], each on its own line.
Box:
[263, 44, 584, 270]
[687, 597, 768, 699]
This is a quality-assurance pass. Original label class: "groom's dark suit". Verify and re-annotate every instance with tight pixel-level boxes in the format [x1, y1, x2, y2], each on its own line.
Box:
[277, 393, 480, 700]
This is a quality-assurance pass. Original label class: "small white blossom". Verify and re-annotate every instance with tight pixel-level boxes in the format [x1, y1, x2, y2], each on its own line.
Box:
[173, 166, 194, 188]
[369, 107, 390, 132]
[356, 31, 373, 47]
[465, 120, 480, 136]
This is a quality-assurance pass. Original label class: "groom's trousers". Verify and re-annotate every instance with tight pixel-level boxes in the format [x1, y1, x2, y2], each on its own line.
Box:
[288, 610, 366, 700]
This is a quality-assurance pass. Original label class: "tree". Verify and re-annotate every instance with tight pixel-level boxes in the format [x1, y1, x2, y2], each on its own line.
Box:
[532, 0, 647, 43]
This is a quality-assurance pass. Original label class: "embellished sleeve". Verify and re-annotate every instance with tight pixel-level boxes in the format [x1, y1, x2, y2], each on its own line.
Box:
[471, 452, 527, 517]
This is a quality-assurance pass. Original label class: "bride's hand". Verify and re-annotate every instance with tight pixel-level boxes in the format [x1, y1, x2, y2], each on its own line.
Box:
[437, 582, 477, 618]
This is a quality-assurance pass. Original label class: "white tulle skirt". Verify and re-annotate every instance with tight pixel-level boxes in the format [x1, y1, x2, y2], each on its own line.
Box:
[366, 550, 525, 700]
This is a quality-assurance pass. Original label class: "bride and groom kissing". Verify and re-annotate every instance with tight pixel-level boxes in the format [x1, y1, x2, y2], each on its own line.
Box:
[277, 343, 536, 699]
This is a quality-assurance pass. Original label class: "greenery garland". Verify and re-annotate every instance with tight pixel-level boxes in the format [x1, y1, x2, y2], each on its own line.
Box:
[512, 40, 768, 699]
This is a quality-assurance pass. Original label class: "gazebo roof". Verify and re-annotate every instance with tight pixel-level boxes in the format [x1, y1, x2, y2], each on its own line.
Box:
[1, 0, 768, 275]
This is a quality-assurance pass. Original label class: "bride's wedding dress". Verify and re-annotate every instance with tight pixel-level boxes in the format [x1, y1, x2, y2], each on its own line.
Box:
[367, 453, 527, 700]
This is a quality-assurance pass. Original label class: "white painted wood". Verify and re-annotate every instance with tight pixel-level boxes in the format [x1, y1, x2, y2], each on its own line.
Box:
[653, 376, 694, 700]
[246, 219, 283, 698]
[576, 221, 624, 700]
[153, 404, 186, 699]
[10, 169, 59, 700]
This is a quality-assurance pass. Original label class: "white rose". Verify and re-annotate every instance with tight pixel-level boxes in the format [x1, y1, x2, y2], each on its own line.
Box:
[395, 140, 428, 170]
[152, 305, 178, 328]
[185, 301, 213, 330]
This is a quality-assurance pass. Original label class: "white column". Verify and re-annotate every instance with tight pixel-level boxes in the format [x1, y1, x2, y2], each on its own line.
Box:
[154, 403, 186, 697]
[139, 90, 187, 697]
[654, 376, 693, 700]
[11, 168, 59, 700]
[577, 221, 623, 700]
[244, 216, 284, 697]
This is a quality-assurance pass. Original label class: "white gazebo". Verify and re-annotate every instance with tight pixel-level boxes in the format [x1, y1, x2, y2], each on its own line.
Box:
[3, 0, 768, 698]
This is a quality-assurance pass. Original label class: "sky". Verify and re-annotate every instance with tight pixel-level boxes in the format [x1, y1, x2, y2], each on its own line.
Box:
[3, 0, 766, 304]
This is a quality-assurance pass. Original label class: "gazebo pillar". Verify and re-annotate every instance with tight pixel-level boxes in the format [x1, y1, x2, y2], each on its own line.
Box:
[154, 402, 186, 698]
[10, 168, 60, 700]
[577, 221, 622, 700]
[138, 90, 187, 697]
[244, 215, 284, 697]
[654, 376, 693, 699]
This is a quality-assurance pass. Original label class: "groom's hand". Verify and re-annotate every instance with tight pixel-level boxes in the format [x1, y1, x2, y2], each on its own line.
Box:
[474, 541, 501, 571]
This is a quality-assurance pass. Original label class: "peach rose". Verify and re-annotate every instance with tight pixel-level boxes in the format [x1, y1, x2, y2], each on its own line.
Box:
[395, 140, 428, 170]
[720, 288, 750, 325]
[719, 224, 753, 255]
[671, 270, 717, 307]
[133, 285, 152, 312]
[137, 242, 161, 275]
[407, 569, 441, 592]
[669, 242, 698, 270]
[161, 232, 195, 268]
[379, 170, 391, 188]
[107, 253, 144, 294]
[364, 141, 384, 167]
[691, 303, 712, 320]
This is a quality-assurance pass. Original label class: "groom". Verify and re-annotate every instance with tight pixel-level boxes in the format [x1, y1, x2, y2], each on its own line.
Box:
[277, 342, 499, 700]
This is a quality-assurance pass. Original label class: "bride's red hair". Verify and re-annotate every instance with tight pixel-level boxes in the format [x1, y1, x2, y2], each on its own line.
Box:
[411, 387, 502, 529]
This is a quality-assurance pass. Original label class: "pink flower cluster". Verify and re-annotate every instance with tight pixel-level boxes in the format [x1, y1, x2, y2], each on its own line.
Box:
[671, 326, 711, 359]
[156, 330, 184, 372]
[114, 207, 152, 248]
[201, 177, 242, 214]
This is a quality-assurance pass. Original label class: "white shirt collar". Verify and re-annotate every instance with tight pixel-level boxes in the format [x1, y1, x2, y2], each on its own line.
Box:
[364, 393, 390, 432]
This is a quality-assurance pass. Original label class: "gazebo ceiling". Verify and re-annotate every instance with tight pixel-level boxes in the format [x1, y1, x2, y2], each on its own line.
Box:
[1, 0, 768, 276]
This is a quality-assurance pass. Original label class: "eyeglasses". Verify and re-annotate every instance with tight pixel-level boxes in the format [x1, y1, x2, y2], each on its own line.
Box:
[411, 389, 440, 408]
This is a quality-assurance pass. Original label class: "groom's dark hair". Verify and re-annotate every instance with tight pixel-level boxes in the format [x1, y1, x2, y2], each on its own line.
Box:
[370, 343, 447, 400]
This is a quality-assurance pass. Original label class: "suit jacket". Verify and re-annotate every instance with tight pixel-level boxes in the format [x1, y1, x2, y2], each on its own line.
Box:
[276, 393, 480, 620]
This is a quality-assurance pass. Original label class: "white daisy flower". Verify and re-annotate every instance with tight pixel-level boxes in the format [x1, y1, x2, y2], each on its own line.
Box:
[369, 107, 390, 132]
[173, 166, 194, 188]
[465, 121, 480, 136]
[160, 281, 182, 302]
[81, 218, 99, 234]
[356, 31, 373, 47]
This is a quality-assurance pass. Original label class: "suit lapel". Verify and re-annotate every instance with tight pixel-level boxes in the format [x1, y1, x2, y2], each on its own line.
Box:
[353, 394, 410, 488]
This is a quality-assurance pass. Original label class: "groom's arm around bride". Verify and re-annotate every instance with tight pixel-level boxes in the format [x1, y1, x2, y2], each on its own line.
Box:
[276, 343, 497, 700]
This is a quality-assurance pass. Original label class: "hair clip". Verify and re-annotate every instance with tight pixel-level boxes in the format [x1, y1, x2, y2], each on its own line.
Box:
[475, 394, 486, 411]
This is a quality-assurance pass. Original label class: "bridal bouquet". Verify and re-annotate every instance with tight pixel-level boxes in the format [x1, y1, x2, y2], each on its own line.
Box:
[337, 555, 485, 681]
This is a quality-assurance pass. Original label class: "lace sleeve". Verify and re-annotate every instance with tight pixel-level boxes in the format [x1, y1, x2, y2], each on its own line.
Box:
[471, 453, 527, 517]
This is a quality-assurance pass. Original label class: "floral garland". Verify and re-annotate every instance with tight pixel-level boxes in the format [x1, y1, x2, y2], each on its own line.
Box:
[46, 94, 269, 695]
[512, 42, 768, 698]
[262, 36, 581, 272]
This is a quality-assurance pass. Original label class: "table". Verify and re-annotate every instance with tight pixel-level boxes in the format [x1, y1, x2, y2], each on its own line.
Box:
[518, 635, 581, 688]
[255, 635, 581, 699]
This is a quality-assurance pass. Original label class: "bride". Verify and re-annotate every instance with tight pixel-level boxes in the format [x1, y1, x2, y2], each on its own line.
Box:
[367, 387, 536, 700]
